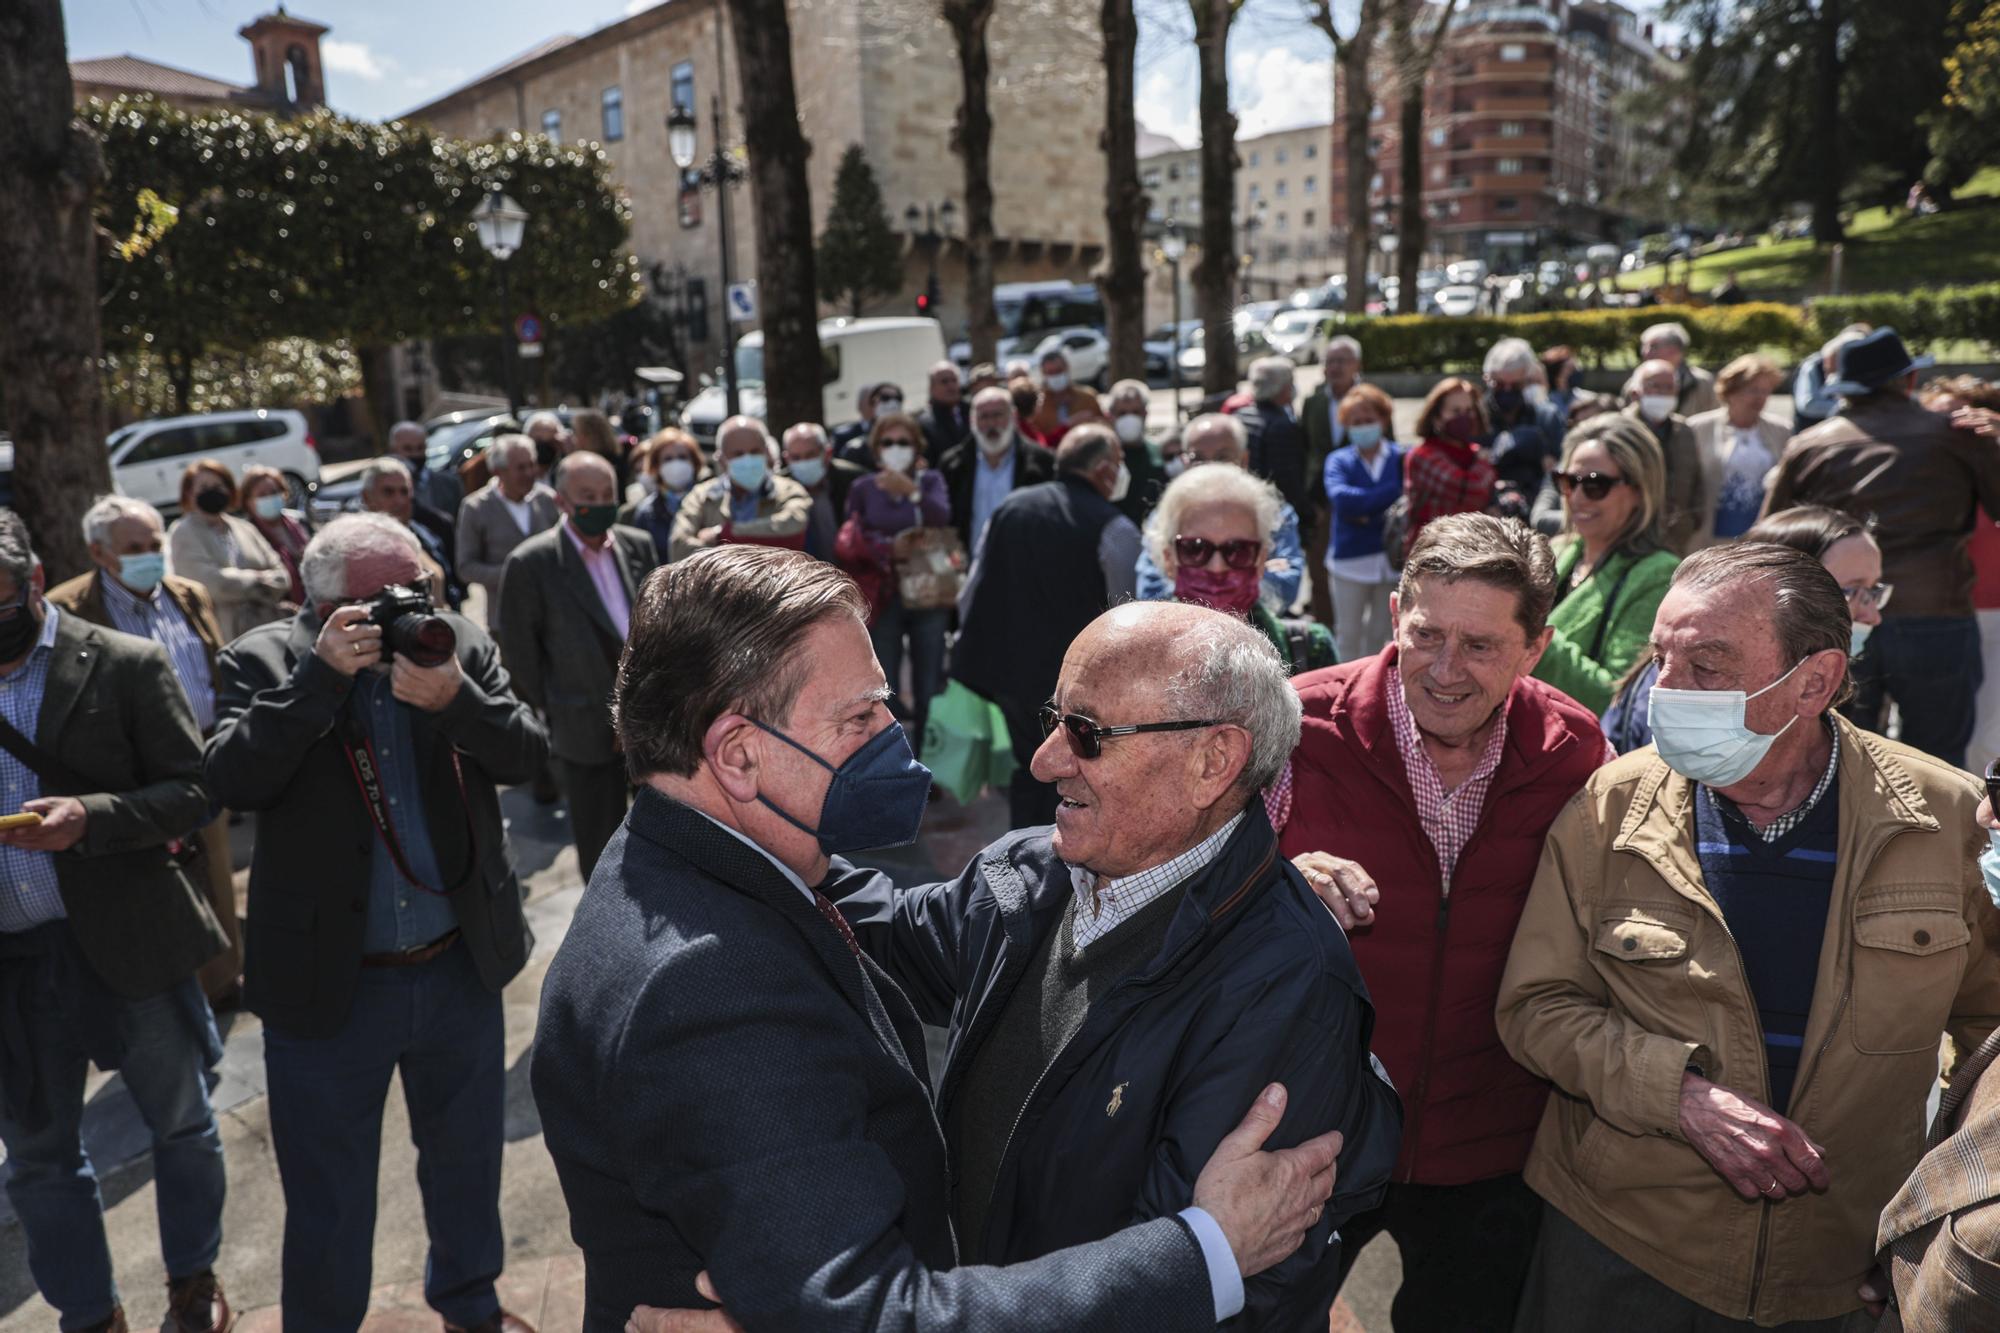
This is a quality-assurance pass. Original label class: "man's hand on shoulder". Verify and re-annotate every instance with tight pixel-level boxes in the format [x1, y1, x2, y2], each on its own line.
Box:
[1293, 852, 1378, 929]
[1191, 1083, 1344, 1277]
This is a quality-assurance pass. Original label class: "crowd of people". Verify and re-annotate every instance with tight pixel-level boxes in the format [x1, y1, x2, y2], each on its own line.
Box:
[1, 319, 1998, 1333]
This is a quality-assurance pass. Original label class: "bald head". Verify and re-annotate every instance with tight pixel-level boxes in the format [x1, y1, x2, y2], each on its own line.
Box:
[1637, 358, 1677, 395]
[1183, 413, 1249, 467]
[717, 415, 771, 462]
[554, 449, 616, 501]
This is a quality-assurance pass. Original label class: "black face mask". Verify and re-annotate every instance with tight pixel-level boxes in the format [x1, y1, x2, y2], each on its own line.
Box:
[194, 489, 229, 515]
[0, 603, 41, 663]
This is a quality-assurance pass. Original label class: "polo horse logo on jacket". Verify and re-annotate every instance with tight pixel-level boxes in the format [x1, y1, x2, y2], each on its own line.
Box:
[1105, 1082, 1128, 1117]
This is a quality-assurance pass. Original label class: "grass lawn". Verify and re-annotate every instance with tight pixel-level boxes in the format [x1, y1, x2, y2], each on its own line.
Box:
[1616, 167, 2000, 300]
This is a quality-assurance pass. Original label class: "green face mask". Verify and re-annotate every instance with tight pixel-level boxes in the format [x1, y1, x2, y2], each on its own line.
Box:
[570, 504, 618, 537]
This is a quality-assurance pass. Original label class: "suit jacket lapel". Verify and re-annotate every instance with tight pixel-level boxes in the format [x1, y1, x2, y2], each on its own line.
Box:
[556, 528, 621, 642]
[613, 530, 642, 605]
[164, 578, 224, 666]
[37, 614, 100, 745]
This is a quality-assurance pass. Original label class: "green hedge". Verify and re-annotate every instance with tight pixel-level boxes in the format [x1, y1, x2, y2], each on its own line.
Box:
[1342, 285, 2000, 372]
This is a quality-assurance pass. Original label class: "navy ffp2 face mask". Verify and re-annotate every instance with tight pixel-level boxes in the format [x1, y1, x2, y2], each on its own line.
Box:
[750, 718, 932, 855]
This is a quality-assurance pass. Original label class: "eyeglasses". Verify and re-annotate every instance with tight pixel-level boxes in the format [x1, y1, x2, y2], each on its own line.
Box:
[1986, 757, 2000, 808]
[877, 437, 918, 450]
[0, 593, 28, 624]
[1840, 581, 1894, 611]
[1555, 471, 1629, 501]
[1038, 702, 1222, 760]
[1172, 535, 1262, 570]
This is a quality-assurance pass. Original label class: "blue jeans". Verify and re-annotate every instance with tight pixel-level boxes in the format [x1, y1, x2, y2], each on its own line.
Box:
[0, 931, 225, 1331]
[1845, 615, 1984, 770]
[262, 940, 505, 1332]
[870, 595, 950, 757]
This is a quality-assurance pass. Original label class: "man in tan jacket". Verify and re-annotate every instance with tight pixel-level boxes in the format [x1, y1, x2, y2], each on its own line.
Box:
[1497, 541, 2000, 1330]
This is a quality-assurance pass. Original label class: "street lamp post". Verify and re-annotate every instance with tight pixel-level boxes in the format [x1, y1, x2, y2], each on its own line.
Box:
[904, 200, 957, 317]
[669, 97, 748, 417]
[1160, 216, 1187, 422]
[1240, 199, 1267, 301]
[471, 189, 529, 417]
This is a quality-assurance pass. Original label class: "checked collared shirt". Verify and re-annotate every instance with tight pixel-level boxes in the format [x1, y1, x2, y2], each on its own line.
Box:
[1386, 675, 1509, 889]
[1065, 811, 1244, 953]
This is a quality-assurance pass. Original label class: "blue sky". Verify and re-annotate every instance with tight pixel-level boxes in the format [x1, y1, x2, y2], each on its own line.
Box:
[65, 0, 1342, 143]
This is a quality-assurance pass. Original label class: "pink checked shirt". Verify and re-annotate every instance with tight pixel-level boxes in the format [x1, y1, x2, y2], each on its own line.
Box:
[563, 522, 631, 641]
[1385, 676, 1510, 889]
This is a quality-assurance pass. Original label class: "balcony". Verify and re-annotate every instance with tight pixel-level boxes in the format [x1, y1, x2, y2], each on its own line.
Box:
[1473, 95, 1556, 117]
[1465, 135, 1551, 154]
[1468, 171, 1550, 193]
[1458, 60, 1557, 81]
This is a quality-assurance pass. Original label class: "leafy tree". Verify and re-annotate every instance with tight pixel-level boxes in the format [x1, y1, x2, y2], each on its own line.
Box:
[817, 145, 905, 318]
[1926, 0, 2000, 191]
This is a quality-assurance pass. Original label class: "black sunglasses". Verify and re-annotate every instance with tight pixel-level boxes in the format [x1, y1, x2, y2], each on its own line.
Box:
[1172, 535, 1262, 570]
[1556, 470, 1629, 501]
[1985, 757, 2000, 809]
[1038, 702, 1222, 760]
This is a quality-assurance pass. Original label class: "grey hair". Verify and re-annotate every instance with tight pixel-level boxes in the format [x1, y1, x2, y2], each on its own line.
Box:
[1670, 542, 1852, 707]
[1162, 611, 1302, 797]
[487, 433, 536, 469]
[82, 493, 162, 547]
[524, 410, 563, 435]
[1109, 378, 1150, 409]
[300, 513, 423, 606]
[358, 456, 411, 499]
[1325, 335, 1362, 361]
[971, 385, 1015, 413]
[1635, 357, 1677, 387]
[1055, 422, 1118, 476]
[1248, 356, 1294, 402]
[0, 510, 37, 589]
[1184, 412, 1248, 463]
[1640, 322, 1690, 352]
[782, 422, 829, 451]
[1144, 464, 1282, 578]
[389, 419, 425, 442]
[1483, 337, 1539, 378]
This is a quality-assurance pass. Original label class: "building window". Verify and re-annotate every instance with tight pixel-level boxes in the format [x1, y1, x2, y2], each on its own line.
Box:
[1428, 127, 1446, 147]
[1167, 164, 1180, 181]
[1143, 168, 1162, 188]
[1275, 147, 1288, 164]
[1432, 163, 1446, 182]
[1303, 209, 1315, 228]
[671, 60, 695, 114]
[1498, 158, 1523, 174]
[601, 86, 624, 141]
[1305, 143, 1318, 158]
[1500, 121, 1524, 137]
[1276, 179, 1288, 198]
[1303, 174, 1316, 195]
[1496, 196, 1519, 212]
[1500, 42, 1526, 61]
[1370, 104, 1384, 121]
[1370, 172, 1384, 192]
[541, 108, 562, 141]
[1247, 183, 1260, 201]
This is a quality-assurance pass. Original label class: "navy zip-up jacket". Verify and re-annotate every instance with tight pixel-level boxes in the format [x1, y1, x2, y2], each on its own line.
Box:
[833, 803, 1403, 1331]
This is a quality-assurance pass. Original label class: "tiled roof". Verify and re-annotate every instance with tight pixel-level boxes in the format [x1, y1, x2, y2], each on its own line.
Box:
[71, 54, 250, 101]
[397, 34, 580, 119]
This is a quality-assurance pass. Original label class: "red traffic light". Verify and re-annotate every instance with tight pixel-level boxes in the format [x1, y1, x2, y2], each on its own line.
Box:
[916, 292, 932, 313]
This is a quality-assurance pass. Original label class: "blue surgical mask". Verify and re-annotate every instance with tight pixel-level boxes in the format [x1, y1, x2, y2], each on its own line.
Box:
[1646, 658, 1806, 787]
[789, 457, 827, 488]
[1981, 830, 2000, 911]
[727, 453, 769, 491]
[1347, 422, 1384, 451]
[118, 552, 166, 593]
[750, 719, 933, 855]
[252, 494, 285, 521]
[1849, 621, 1873, 657]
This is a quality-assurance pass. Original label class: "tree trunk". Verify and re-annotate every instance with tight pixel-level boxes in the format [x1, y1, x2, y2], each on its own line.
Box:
[357, 343, 400, 447]
[727, 0, 823, 431]
[945, 0, 1000, 366]
[1193, 0, 1239, 397]
[1396, 58, 1425, 312]
[1099, 0, 1146, 383]
[1339, 16, 1378, 316]
[0, 0, 111, 581]
[1810, 0, 1844, 244]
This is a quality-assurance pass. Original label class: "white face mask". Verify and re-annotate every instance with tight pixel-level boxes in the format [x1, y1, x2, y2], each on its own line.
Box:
[1163, 456, 1187, 479]
[976, 428, 1012, 457]
[1114, 413, 1144, 444]
[660, 458, 695, 491]
[1849, 621, 1873, 657]
[880, 444, 916, 473]
[875, 397, 903, 415]
[1639, 394, 1676, 424]
[1646, 657, 1806, 788]
[1045, 372, 1070, 393]
[1525, 384, 1549, 408]
[1107, 460, 1132, 503]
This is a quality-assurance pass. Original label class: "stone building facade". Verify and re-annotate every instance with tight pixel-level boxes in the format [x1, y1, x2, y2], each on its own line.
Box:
[404, 0, 1110, 374]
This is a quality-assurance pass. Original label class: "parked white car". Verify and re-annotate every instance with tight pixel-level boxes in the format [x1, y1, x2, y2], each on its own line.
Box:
[107, 409, 318, 513]
[1028, 328, 1110, 389]
[1432, 284, 1484, 318]
[1263, 309, 1341, 364]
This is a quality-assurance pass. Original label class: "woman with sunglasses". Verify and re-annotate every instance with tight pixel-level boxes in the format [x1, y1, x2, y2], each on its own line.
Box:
[1144, 463, 1335, 675]
[1530, 413, 1680, 715]
[842, 410, 953, 753]
[1601, 505, 1892, 753]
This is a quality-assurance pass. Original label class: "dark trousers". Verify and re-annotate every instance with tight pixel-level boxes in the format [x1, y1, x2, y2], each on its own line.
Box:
[1514, 1205, 1868, 1332]
[0, 930, 224, 1331]
[563, 756, 631, 882]
[1844, 614, 1983, 770]
[1305, 504, 1334, 627]
[1334, 1172, 1542, 1333]
[998, 696, 1059, 829]
[869, 595, 950, 758]
[263, 941, 505, 1333]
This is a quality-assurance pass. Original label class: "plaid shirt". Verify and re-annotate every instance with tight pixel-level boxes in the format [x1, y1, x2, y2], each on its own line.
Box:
[100, 572, 216, 732]
[1404, 439, 1497, 550]
[1712, 721, 1840, 842]
[1386, 674, 1508, 887]
[1068, 812, 1244, 953]
[0, 607, 66, 932]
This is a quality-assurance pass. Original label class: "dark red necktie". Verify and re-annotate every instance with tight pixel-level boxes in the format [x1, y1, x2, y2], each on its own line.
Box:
[814, 891, 862, 958]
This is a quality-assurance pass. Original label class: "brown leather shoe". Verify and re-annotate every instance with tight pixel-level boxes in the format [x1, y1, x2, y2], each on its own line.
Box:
[78, 1308, 128, 1333]
[443, 1312, 537, 1333]
[165, 1270, 232, 1333]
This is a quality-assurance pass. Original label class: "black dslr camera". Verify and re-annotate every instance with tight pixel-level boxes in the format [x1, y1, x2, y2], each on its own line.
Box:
[362, 583, 456, 668]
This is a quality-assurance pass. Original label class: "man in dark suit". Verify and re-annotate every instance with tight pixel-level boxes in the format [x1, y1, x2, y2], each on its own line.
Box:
[0, 509, 233, 1333]
[456, 435, 560, 635]
[50, 493, 240, 1002]
[779, 422, 867, 561]
[390, 419, 465, 518]
[498, 450, 659, 878]
[1235, 355, 1311, 524]
[937, 385, 1055, 558]
[917, 359, 970, 464]
[362, 458, 464, 608]
[534, 547, 1345, 1333]
[204, 512, 547, 1333]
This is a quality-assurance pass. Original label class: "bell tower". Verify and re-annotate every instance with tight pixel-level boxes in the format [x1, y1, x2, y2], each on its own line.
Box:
[239, 7, 330, 110]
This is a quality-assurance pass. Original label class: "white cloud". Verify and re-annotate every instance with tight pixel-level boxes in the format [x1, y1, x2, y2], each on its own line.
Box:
[1229, 45, 1333, 139]
[1135, 63, 1200, 152]
[625, 0, 663, 13]
[322, 38, 392, 82]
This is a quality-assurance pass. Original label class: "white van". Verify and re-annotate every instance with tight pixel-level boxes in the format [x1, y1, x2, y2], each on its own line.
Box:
[107, 409, 320, 513]
[679, 316, 948, 448]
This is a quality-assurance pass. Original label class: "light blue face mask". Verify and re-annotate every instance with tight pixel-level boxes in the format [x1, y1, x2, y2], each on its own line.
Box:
[727, 452, 769, 491]
[118, 552, 166, 594]
[1849, 621, 1873, 657]
[1646, 658, 1806, 788]
[1981, 830, 2000, 911]
[788, 457, 827, 488]
[1347, 422, 1384, 451]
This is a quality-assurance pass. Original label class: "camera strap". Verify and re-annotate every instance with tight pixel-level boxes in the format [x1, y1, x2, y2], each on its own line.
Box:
[338, 716, 477, 897]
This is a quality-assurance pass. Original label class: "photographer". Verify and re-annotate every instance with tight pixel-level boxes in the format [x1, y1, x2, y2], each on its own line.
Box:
[204, 513, 548, 1333]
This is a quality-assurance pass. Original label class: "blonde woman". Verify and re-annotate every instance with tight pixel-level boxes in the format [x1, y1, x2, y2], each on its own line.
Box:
[1687, 354, 1793, 545]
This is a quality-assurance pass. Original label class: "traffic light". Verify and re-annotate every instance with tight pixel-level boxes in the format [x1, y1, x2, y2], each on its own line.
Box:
[916, 275, 941, 317]
[915, 289, 931, 315]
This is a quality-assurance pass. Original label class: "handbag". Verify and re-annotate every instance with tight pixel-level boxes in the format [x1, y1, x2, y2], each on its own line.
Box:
[891, 526, 968, 612]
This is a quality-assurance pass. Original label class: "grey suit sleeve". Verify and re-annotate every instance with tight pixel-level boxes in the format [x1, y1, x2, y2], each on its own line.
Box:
[620, 966, 1215, 1332]
[1100, 516, 1142, 605]
[457, 501, 507, 590]
[73, 639, 211, 857]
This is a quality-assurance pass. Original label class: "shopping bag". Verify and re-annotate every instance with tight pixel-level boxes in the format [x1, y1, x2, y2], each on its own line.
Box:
[986, 699, 1018, 792]
[922, 680, 992, 805]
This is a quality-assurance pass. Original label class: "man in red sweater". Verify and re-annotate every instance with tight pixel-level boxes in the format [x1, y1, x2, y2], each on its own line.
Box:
[1281, 512, 1612, 1331]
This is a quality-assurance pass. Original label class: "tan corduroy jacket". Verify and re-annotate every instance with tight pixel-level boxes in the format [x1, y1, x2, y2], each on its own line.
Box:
[1496, 715, 2000, 1326]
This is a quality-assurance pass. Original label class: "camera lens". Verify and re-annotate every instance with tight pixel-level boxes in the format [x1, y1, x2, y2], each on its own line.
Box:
[388, 613, 457, 668]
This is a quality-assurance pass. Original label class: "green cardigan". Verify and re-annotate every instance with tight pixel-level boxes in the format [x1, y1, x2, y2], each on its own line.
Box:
[1532, 542, 1680, 715]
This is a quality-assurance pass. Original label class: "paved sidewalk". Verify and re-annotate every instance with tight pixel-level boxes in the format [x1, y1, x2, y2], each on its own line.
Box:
[0, 782, 1399, 1331]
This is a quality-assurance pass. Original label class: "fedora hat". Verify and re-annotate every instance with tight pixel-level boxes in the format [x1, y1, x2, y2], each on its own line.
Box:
[1824, 326, 1933, 396]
